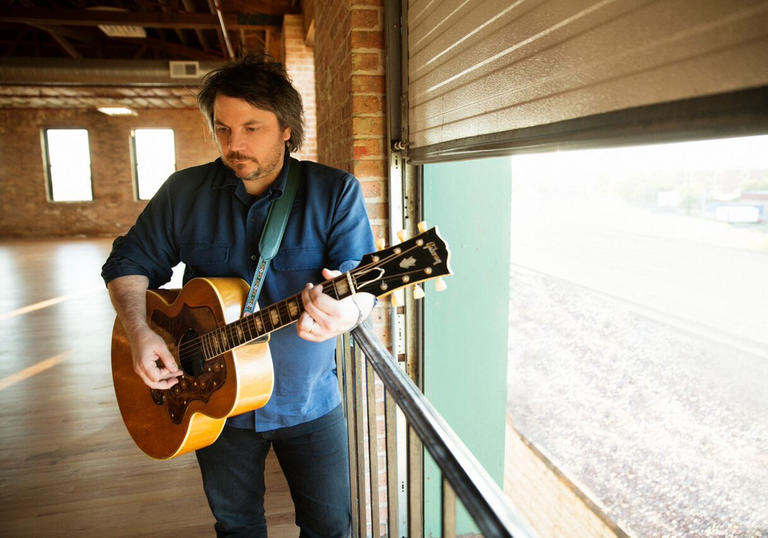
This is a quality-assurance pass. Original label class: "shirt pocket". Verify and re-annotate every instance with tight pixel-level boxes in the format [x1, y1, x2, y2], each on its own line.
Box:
[272, 247, 326, 271]
[180, 242, 230, 266]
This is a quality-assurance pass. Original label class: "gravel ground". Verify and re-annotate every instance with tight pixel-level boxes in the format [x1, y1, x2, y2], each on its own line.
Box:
[507, 269, 768, 537]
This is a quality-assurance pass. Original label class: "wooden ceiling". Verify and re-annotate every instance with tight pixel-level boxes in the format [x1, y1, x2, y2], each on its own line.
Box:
[0, 0, 301, 109]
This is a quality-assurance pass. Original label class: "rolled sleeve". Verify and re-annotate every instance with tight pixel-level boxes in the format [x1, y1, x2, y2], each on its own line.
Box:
[101, 181, 179, 288]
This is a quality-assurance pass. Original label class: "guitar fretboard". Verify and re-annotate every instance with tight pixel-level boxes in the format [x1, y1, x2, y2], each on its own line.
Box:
[192, 274, 354, 362]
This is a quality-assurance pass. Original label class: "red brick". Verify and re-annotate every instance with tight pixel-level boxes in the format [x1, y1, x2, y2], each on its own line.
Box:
[360, 179, 384, 199]
[350, 8, 380, 30]
[352, 116, 385, 136]
[352, 95, 382, 115]
[351, 30, 384, 49]
[351, 75, 385, 93]
[354, 159, 386, 179]
[365, 202, 388, 219]
[353, 138, 382, 158]
[352, 51, 382, 73]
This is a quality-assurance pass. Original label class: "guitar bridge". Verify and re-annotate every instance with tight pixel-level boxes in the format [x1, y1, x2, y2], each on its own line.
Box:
[149, 357, 227, 424]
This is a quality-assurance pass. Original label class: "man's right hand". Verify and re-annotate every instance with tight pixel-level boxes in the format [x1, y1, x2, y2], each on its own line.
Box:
[107, 275, 182, 390]
[129, 326, 183, 389]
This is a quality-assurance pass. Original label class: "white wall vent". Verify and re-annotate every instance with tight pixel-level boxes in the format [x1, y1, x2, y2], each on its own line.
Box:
[169, 61, 200, 79]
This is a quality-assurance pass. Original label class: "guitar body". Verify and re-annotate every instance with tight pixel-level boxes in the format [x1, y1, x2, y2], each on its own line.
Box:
[111, 277, 274, 460]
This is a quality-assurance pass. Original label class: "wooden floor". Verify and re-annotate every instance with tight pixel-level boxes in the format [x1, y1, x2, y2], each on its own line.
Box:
[0, 238, 298, 537]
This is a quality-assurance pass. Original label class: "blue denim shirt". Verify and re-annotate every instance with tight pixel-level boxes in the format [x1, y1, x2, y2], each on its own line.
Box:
[102, 155, 375, 431]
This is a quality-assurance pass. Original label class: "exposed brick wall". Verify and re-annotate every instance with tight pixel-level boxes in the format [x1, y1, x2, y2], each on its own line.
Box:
[313, 0, 388, 245]
[283, 14, 318, 163]
[0, 107, 217, 238]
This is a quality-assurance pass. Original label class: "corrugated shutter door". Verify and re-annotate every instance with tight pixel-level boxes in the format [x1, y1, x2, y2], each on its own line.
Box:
[407, 0, 768, 151]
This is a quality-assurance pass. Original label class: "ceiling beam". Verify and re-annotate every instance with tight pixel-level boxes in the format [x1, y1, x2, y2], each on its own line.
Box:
[117, 36, 224, 60]
[0, 8, 281, 30]
[31, 25, 82, 58]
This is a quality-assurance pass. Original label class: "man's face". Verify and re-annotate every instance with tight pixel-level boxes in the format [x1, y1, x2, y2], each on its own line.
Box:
[212, 94, 291, 189]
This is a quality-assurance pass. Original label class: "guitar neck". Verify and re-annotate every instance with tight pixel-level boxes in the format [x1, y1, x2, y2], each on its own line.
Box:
[190, 226, 452, 362]
[197, 274, 354, 361]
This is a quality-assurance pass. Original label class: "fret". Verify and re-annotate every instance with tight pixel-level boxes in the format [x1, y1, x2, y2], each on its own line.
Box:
[196, 335, 205, 360]
[222, 326, 231, 350]
[235, 322, 245, 345]
[327, 279, 338, 300]
[202, 333, 212, 359]
[260, 308, 273, 333]
[221, 325, 230, 349]
[332, 276, 349, 300]
[212, 331, 221, 354]
[277, 300, 290, 326]
[231, 323, 240, 347]
[203, 333, 211, 358]
[268, 305, 280, 328]
[287, 296, 301, 320]
[206, 331, 214, 355]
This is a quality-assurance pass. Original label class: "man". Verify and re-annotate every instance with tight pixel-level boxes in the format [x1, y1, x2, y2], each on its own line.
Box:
[102, 55, 375, 537]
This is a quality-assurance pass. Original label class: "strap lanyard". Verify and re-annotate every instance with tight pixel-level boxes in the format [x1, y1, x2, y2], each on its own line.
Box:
[242, 157, 301, 315]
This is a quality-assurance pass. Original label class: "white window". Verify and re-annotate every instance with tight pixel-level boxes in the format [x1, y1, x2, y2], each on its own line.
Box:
[507, 134, 768, 536]
[132, 129, 176, 200]
[44, 129, 93, 202]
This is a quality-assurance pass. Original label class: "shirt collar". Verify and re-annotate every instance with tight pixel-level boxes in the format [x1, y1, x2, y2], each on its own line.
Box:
[267, 150, 291, 201]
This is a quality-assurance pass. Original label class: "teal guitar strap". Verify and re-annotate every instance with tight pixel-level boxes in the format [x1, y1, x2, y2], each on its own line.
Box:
[242, 157, 301, 315]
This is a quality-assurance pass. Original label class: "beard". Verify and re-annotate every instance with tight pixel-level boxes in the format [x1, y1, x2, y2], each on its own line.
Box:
[223, 141, 285, 183]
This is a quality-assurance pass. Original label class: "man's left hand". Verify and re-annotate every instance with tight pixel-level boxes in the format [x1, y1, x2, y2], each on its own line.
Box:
[298, 268, 374, 342]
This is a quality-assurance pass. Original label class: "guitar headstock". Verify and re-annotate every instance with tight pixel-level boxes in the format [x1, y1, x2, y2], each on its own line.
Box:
[352, 225, 452, 298]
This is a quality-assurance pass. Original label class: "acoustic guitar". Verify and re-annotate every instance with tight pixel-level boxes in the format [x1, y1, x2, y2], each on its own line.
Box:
[112, 225, 451, 459]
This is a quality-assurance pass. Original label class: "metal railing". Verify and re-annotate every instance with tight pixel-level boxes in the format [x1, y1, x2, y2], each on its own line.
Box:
[336, 321, 535, 538]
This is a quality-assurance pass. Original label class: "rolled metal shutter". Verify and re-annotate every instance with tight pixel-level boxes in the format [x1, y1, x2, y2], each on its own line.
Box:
[407, 0, 768, 156]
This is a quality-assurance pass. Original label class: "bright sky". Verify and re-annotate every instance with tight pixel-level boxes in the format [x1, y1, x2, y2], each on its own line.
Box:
[510, 134, 768, 175]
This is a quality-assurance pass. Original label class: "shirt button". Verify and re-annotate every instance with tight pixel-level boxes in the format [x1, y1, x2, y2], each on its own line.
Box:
[250, 255, 257, 261]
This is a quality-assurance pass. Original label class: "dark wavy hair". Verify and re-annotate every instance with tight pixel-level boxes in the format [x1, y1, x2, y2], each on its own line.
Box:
[197, 54, 304, 152]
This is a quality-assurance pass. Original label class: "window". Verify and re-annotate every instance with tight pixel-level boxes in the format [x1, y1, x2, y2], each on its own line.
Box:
[507, 135, 768, 535]
[43, 129, 93, 202]
[132, 128, 176, 200]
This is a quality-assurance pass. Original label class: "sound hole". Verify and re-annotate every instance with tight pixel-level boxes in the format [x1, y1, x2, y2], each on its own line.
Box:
[179, 329, 205, 377]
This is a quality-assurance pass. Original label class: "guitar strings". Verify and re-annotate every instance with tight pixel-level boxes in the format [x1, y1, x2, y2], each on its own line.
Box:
[175, 290, 311, 361]
[174, 239, 434, 363]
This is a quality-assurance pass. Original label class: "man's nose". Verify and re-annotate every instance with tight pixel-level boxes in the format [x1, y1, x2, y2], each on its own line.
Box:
[227, 130, 246, 151]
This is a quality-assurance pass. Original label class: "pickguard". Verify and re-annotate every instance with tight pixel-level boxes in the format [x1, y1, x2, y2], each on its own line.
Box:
[149, 304, 227, 424]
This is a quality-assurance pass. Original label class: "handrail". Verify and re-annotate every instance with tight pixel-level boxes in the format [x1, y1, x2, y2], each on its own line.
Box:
[350, 321, 535, 538]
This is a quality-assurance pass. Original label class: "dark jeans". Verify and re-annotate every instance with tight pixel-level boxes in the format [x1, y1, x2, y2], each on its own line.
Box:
[195, 405, 351, 537]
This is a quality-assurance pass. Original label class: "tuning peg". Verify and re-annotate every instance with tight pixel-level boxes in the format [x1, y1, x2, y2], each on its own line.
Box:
[396, 229, 407, 242]
[412, 285, 425, 300]
[376, 237, 386, 250]
[417, 221, 427, 233]
[434, 277, 447, 292]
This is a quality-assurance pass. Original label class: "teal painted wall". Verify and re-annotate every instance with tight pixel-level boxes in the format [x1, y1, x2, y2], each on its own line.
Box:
[422, 157, 512, 536]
